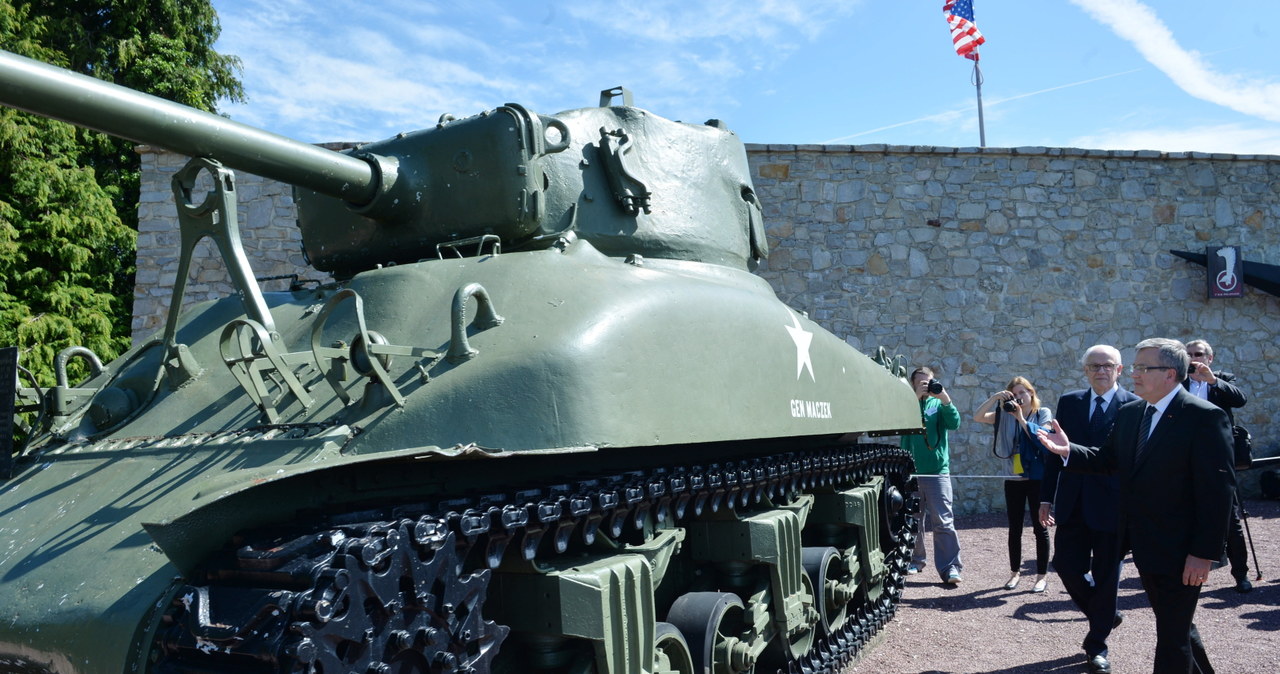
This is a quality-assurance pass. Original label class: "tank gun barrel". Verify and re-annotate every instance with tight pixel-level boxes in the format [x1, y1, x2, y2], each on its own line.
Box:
[0, 49, 379, 206]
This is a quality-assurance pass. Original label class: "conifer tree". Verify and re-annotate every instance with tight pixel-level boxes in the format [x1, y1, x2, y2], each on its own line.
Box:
[0, 0, 243, 386]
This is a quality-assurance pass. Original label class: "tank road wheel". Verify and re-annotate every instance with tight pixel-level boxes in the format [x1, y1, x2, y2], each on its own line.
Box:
[879, 480, 908, 545]
[667, 592, 756, 674]
[802, 547, 849, 636]
[654, 621, 696, 674]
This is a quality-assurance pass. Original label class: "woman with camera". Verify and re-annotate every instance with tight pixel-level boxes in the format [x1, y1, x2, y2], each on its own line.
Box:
[975, 377, 1054, 593]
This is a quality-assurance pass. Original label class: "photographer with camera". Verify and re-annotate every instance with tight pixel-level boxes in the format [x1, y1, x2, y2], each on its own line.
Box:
[902, 366, 964, 584]
[975, 376, 1054, 594]
[1183, 339, 1253, 594]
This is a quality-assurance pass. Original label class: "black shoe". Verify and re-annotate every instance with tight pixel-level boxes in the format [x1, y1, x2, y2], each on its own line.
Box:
[1235, 578, 1253, 594]
[1113, 612, 1123, 628]
[1088, 654, 1112, 673]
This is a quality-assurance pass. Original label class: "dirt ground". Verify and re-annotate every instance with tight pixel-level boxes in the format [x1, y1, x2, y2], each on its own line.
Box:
[847, 497, 1280, 674]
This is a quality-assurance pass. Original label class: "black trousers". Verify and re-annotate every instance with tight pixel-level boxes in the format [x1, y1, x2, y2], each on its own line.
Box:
[1137, 569, 1213, 673]
[1226, 496, 1249, 580]
[1004, 478, 1049, 574]
[1053, 510, 1122, 657]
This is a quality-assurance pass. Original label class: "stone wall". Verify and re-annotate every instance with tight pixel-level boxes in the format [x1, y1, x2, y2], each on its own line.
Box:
[750, 144, 1280, 513]
[135, 144, 1280, 513]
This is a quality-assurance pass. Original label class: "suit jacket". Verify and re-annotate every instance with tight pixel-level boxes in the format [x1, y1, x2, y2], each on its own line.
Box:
[1043, 387, 1139, 531]
[1065, 388, 1236, 576]
[1181, 370, 1246, 425]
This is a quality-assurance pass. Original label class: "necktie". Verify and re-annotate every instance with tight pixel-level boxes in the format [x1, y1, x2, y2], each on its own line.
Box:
[1088, 396, 1106, 443]
[1135, 405, 1156, 462]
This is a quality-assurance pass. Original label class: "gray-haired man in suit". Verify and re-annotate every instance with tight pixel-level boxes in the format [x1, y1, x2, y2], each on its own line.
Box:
[1039, 344, 1138, 674]
[1040, 338, 1235, 674]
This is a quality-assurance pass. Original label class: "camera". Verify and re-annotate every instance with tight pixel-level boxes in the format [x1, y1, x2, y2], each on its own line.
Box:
[1001, 400, 1019, 413]
[1187, 363, 1198, 376]
[927, 379, 944, 395]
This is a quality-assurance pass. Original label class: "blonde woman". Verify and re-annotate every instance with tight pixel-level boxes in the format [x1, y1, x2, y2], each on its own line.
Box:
[975, 376, 1054, 592]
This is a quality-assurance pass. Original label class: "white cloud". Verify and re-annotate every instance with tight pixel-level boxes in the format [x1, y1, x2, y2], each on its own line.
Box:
[211, 0, 865, 141]
[820, 67, 1150, 145]
[1070, 123, 1280, 155]
[544, 0, 860, 118]
[821, 108, 966, 145]
[561, 0, 854, 43]
[1069, 0, 1280, 122]
[214, 0, 515, 140]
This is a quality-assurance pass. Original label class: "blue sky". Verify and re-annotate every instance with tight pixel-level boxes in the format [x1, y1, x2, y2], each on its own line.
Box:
[208, 0, 1279, 154]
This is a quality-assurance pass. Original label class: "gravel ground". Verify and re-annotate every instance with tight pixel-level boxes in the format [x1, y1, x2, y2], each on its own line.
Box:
[847, 497, 1280, 674]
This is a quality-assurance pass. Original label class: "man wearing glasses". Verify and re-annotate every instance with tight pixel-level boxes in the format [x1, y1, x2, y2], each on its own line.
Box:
[1039, 338, 1235, 674]
[1039, 345, 1138, 674]
[1183, 339, 1251, 593]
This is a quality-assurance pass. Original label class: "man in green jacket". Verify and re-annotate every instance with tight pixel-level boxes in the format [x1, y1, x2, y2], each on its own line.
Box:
[902, 366, 964, 583]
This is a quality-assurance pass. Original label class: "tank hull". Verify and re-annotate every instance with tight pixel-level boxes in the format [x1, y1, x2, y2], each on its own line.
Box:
[2, 245, 919, 673]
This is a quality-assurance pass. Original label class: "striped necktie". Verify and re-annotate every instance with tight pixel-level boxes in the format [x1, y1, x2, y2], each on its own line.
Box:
[1135, 405, 1156, 462]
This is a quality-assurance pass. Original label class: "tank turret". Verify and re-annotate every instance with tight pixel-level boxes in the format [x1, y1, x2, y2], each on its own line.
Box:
[0, 47, 921, 674]
[0, 52, 765, 279]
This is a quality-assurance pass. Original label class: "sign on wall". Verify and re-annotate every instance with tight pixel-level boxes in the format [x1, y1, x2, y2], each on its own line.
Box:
[1207, 246, 1244, 298]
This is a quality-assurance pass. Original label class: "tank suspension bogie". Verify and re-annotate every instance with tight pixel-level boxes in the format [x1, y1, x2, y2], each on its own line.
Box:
[686, 498, 819, 666]
[148, 444, 917, 674]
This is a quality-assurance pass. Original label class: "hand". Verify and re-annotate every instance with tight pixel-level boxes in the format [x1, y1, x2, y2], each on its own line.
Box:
[921, 382, 951, 405]
[1182, 555, 1214, 586]
[1038, 503, 1055, 528]
[1188, 362, 1217, 385]
[1036, 419, 1070, 457]
[913, 379, 931, 397]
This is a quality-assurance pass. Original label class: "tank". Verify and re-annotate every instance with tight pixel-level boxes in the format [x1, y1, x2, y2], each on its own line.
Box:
[0, 49, 922, 674]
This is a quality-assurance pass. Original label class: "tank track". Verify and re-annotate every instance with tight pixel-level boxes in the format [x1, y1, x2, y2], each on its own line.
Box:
[149, 443, 917, 674]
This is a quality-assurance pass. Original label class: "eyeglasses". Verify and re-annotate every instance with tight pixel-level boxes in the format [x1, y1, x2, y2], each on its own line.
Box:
[1085, 364, 1119, 372]
[1129, 365, 1175, 375]
[1188, 351, 1208, 357]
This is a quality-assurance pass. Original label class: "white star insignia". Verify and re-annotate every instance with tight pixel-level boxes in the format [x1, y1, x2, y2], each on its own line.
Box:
[785, 312, 815, 382]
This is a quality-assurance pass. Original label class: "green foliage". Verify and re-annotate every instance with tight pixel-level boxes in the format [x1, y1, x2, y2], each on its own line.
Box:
[0, 0, 243, 386]
[0, 107, 130, 381]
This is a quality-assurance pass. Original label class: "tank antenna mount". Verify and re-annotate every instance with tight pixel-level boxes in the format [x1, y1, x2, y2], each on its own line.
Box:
[599, 86, 633, 108]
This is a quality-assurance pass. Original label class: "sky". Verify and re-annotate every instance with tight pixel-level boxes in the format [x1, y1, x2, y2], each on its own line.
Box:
[208, 0, 1280, 155]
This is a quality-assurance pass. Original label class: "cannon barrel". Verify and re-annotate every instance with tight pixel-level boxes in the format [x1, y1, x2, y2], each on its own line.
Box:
[0, 49, 381, 206]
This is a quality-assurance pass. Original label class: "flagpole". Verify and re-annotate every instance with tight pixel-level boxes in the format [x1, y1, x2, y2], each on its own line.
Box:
[944, 0, 987, 145]
[973, 58, 986, 147]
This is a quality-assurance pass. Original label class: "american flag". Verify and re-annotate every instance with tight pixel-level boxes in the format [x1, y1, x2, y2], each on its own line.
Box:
[944, 0, 985, 61]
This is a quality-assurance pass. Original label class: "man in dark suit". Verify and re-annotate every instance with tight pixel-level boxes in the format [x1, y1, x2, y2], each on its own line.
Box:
[1040, 338, 1235, 674]
[1039, 344, 1138, 674]
[1183, 339, 1251, 592]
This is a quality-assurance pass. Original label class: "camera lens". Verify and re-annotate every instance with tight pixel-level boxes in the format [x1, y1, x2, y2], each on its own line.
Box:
[1002, 400, 1018, 412]
[927, 379, 943, 394]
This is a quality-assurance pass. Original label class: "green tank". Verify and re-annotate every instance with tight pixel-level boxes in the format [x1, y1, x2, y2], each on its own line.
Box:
[0, 49, 922, 674]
